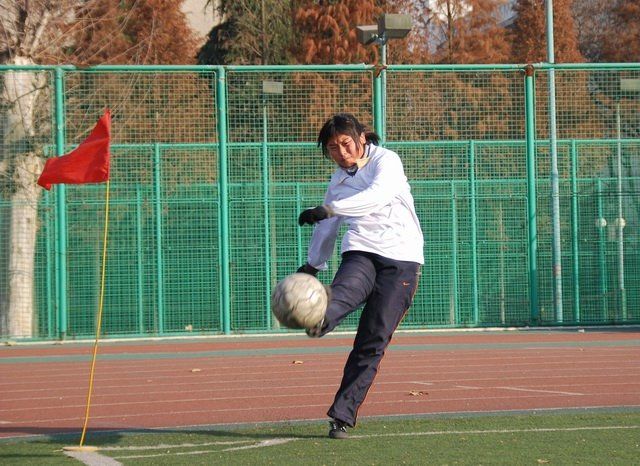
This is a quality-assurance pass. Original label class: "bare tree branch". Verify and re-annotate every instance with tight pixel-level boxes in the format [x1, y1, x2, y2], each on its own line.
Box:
[27, 9, 52, 56]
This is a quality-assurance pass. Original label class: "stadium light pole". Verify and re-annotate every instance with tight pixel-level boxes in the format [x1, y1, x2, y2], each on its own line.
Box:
[262, 80, 284, 328]
[357, 13, 412, 142]
[614, 77, 640, 321]
[546, 0, 563, 323]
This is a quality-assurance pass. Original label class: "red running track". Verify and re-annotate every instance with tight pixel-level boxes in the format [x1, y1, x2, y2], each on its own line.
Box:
[1, 329, 639, 439]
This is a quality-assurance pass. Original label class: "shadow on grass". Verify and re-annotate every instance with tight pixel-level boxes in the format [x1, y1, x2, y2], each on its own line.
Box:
[0, 422, 325, 445]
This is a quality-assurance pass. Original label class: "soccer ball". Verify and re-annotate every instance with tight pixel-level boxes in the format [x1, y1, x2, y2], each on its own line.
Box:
[271, 273, 328, 329]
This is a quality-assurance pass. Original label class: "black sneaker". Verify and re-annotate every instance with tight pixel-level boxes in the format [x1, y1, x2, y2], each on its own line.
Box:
[328, 419, 349, 439]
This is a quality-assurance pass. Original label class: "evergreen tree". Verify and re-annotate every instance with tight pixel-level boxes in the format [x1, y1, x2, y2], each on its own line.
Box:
[198, 0, 295, 65]
[67, 0, 199, 65]
[572, 0, 616, 62]
[510, 0, 582, 63]
[601, 0, 640, 62]
[427, 0, 511, 64]
[294, 0, 380, 65]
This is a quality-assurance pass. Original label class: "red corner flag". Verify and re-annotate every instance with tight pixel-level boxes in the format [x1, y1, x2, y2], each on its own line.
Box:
[38, 109, 111, 190]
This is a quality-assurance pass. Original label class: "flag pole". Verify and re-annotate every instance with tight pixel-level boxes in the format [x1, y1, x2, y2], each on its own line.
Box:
[64, 179, 111, 452]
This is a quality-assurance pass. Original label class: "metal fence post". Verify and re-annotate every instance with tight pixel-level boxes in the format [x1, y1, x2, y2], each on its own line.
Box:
[469, 140, 479, 325]
[546, 2, 564, 323]
[450, 181, 459, 325]
[54, 67, 68, 340]
[570, 140, 580, 322]
[373, 66, 384, 142]
[216, 67, 231, 335]
[262, 100, 272, 329]
[136, 185, 144, 334]
[615, 102, 627, 321]
[295, 183, 303, 267]
[153, 143, 165, 334]
[524, 65, 539, 323]
[596, 179, 608, 320]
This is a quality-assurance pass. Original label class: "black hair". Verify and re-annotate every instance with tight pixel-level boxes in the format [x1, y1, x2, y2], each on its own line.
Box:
[317, 113, 380, 158]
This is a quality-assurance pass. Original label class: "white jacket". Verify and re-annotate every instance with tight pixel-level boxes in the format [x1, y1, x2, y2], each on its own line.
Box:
[307, 144, 424, 269]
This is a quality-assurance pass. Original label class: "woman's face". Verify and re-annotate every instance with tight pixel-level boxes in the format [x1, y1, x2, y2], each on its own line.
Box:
[326, 132, 367, 168]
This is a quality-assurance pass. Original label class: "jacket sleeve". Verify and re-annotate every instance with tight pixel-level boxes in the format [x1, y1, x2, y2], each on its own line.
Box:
[328, 152, 406, 217]
[306, 215, 341, 270]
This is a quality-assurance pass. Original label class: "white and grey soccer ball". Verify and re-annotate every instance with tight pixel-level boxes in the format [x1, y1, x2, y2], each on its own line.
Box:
[271, 273, 328, 329]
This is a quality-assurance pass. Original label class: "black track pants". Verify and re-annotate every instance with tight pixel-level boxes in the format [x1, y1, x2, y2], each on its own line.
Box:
[320, 251, 421, 427]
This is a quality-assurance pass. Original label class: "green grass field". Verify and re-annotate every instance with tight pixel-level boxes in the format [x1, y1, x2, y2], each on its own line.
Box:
[2, 410, 639, 465]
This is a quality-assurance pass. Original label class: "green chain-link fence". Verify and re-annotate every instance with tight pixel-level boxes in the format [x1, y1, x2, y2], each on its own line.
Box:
[1, 63, 639, 340]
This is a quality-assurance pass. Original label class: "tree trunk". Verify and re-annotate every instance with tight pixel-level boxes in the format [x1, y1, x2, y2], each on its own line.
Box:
[1, 58, 46, 338]
[6, 153, 43, 337]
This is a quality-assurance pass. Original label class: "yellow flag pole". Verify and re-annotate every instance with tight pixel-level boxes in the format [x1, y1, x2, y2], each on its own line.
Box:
[65, 179, 111, 452]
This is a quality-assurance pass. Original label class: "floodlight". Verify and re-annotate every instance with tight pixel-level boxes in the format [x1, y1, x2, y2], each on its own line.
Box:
[378, 14, 412, 40]
[356, 25, 379, 46]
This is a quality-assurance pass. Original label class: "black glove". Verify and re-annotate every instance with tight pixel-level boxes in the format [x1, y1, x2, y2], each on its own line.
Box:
[296, 263, 319, 276]
[298, 205, 332, 226]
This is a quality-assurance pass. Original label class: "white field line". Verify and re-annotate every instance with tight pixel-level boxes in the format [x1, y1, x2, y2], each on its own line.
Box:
[453, 384, 584, 396]
[350, 425, 640, 439]
[495, 386, 584, 396]
[63, 450, 123, 466]
[220, 438, 297, 452]
[114, 438, 296, 459]
[105, 425, 640, 459]
[99, 440, 253, 451]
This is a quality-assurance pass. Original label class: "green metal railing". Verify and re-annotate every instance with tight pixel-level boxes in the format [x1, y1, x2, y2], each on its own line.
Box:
[1, 63, 639, 340]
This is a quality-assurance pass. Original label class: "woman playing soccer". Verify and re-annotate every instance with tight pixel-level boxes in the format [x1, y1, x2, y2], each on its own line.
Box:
[297, 113, 424, 439]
